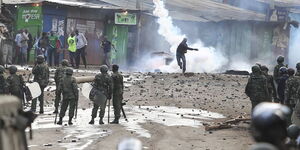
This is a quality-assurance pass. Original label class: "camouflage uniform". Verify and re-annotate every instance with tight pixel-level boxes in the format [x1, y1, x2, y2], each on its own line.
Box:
[285, 76, 300, 107]
[89, 65, 112, 125]
[245, 66, 269, 110]
[261, 66, 277, 102]
[31, 56, 49, 113]
[0, 65, 8, 94]
[111, 65, 124, 124]
[56, 68, 78, 125]
[7, 66, 25, 101]
[54, 60, 69, 113]
[285, 68, 300, 125]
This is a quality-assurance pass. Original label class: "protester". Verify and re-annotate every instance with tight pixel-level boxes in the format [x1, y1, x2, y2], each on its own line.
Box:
[19, 29, 29, 66]
[14, 30, 22, 64]
[75, 29, 87, 69]
[2, 26, 13, 65]
[37, 32, 50, 61]
[24, 29, 33, 63]
[101, 36, 115, 68]
[176, 38, 198, 73]
[67, 32, 77, 68]
[48, 31, 60, 67]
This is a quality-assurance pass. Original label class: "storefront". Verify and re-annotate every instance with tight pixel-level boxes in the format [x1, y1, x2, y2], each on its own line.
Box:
[16, 4, 42, 62]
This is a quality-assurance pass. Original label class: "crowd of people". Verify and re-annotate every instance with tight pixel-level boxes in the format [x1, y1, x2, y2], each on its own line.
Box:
[0, 55, 124, 125]
[1, 27, 115, 69]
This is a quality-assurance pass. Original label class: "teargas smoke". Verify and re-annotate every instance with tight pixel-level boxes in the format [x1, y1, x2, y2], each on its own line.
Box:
[289, 20, 300, 68]
[152, 0, 228, 73]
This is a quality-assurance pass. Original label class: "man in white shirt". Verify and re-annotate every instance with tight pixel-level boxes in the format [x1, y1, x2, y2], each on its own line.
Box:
[75, 29, 87, 69]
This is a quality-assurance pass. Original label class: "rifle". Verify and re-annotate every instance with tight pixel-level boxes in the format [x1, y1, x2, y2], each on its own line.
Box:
[54, 96, 61, 124]
[121, 102, 128, 121]
[74, 93, 79, 119]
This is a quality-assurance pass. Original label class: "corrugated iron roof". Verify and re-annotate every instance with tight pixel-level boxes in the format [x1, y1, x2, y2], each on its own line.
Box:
[3, 0, 267, 22]
[3, 0, 121, 9]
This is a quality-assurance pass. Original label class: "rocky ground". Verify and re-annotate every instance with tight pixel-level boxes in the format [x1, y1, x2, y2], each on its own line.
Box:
[21, 69, 253, 150]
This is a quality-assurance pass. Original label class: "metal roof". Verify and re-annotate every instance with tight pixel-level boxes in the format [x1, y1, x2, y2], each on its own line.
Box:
[100, 0, 266, 22]
[257, 0, 300, 7]
[3, 0, 121, 9]
[3, 0, 267, 22]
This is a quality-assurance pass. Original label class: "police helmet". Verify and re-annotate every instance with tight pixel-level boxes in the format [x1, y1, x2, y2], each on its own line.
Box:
[36, 55, 45, 64]
[287, 68, 295, 76]
[252, 103, 290, 145]
[252, 66, 261, 74]
[100, 65, 108, 73]
[260, 65, 269, 72]
[65, 68, 73, 75]
[8, 66, 17, 74]
[61, 59, 69, 67]
[277, 56, 284, 63]
[112, 64, 119, 72]
[287, 124, 300, 139]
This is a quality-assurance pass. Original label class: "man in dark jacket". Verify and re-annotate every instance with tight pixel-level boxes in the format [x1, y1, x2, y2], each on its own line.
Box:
[176, 38, 198, 73]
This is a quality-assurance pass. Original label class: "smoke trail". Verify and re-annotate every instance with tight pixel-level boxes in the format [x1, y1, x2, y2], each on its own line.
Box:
[152, 0, 228, 73]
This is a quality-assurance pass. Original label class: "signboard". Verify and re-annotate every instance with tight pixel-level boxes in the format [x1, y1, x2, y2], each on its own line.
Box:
[269, 7, 288, 22]
[17, 6, 42, 24]
[115, 13, 137, 25]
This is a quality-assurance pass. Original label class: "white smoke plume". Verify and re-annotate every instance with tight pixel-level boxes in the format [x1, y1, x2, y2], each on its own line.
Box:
[289, 22, 300, 68]
[152, 0, 228, 73]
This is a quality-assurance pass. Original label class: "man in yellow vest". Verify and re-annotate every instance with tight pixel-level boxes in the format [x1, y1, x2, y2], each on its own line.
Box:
[68, 33, 77, 68]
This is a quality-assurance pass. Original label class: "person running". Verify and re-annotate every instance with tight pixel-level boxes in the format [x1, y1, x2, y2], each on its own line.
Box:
[176, 38, 198, 73]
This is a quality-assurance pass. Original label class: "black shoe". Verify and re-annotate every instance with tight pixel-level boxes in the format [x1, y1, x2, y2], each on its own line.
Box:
[68, 119, 73, 125]
[57, 118, 63, 125]
[39, 111, 44, 114]
[110, 119, 119, 124]
[99, 118, 104, 125]
[89, 119, 95, 125]
[53, 110, 58, 114]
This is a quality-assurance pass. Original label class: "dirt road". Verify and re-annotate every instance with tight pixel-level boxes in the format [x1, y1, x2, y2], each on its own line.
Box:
[27, 71, 254, 150]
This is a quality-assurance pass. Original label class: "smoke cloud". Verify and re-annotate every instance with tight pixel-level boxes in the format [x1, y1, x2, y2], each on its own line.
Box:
[152, 0, 228, 73]
[288, 18, 300, 67]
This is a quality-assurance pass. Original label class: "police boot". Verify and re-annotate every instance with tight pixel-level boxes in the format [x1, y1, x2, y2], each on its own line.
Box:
[89, 118, 95, 125]
[57, 117, 63, 125]
[99, 117, 104, 125]
[53, 108, 58, 114]
[110, 118, 119, 124]
[68, 118, 73, 125]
